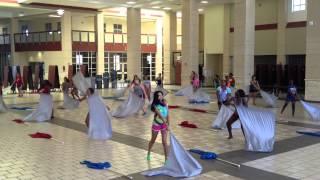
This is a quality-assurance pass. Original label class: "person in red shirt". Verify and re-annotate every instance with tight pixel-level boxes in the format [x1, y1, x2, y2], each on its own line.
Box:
[14, 73, 23, 97]
[228, 73, 235, 88]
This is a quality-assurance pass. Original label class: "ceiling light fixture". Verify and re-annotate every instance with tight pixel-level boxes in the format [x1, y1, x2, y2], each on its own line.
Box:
[163, 7, 171, 10]
[126, 1, 136, 5]
[198, 9, 204, 12]
[57, 9, 64, 16]
[152, 6, 161, 9]
[201, 0, 208, 4]
[49, 14, 61, 18]
[18, 12, 24, 17]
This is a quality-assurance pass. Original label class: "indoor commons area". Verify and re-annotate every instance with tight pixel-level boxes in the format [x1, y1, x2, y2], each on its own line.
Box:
[0, 0, 320, 179]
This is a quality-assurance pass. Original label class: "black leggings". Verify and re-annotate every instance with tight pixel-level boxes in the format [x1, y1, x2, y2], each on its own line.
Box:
[281, 101, 296, 117]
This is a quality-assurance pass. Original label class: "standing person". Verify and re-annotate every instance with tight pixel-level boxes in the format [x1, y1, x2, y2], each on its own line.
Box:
[70, 80, 80, 100]
[216, 80, 232, 110]
[249, 75, 260, 105]
[24, 80, 54, 122]
[192, 73, 200, 92]
[143, 75, 151, 100]
[213, 74, 220, 89]
[280, 80, 297, 117]
[147, 91, 169, 161]
[61, 77, 79, 109]
[0, 83, 8, 113]
[13, 73, 23, 97]
[79, 88, 112, 140]
[130, 76, 149, 115]
[226, 89, 249, 139]
[111, 69, 117, 88]
[228, 73, 235, 88]
[155, 73, 163, 88]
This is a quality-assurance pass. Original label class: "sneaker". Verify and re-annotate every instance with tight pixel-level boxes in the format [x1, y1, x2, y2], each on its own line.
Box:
[147, 154, 151, 161]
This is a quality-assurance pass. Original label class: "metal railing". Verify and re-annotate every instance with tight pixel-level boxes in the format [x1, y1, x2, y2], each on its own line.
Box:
[14, 31, 61, 43]
[0, 34, 10, 45]
[72, 30, 96, 42]
[104, 32, 156, 44]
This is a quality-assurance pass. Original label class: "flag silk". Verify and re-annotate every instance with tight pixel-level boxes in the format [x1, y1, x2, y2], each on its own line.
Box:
[300, 101, 320, 121]
[175, 85, 193, 96]
[72, 72, 91, 94]
[212, 105, 240, 129]
[142, 133, 202, 177]
[260, 91, 278, 107]
[112, 92, 144, 118]
[237, 105, 276, 152]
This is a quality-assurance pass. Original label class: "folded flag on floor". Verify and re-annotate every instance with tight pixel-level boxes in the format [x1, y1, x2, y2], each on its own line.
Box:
[189, 149, 217, 160]
[142, 132, 202, 177]
[296, 130, 320, 137]
[12, 119, 25, 124]
[260, 90, 278, 107]
[237, 105, 276, 152]
[29, 132, 52, 139]
[179, 121, 198, 128]
[29, 132, 64, 144]
[80, 160, 111, 170]
[168, 105, 180, 109]
[300, 101, 320, 121]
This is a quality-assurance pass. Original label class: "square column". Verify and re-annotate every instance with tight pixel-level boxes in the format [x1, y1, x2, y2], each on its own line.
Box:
[181, 0, 199, 86]
[277, 0, 287, 64]
[305, 0, 320, 101]
[163, 11, 177, 84]
[223, 4, 231, 75]
[233, 0, 255, 91]
[61, 11, 72, 74]
[96, 12, 105, 75]
[127, 8, 141, 78]
[10, 18, 26, 65]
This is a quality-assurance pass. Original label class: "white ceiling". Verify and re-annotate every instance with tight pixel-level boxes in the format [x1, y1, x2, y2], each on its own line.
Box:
[19, 0, 235, 11]
[0, 2, 54, 18]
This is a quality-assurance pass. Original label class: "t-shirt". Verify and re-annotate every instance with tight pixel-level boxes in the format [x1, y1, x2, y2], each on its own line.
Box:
[217, 86, 231, 102]
[288, 85, 297, 95]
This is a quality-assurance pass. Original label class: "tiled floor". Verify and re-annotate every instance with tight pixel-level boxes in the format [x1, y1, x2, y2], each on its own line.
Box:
[1, 86, 320, 180]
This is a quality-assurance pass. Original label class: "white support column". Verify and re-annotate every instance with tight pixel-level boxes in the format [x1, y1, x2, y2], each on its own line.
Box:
[127, 8, 141, 79]
[155, 18, 163, 82]
[181, 0, 199, 86]
[277, 0, 287, 64]
[10, 18, 26, 66]
[61, 11, 72, 77]
[305, 0, 320, 101]
[233, 0, 255, 91]
[96, 12, 105, 75]
[223, 4, 231, 75]
[163, 11, 177, 84]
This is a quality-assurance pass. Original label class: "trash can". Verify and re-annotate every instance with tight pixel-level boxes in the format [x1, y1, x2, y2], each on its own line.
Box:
[103, 72, 109, 89]
[95, 75, 102, 89]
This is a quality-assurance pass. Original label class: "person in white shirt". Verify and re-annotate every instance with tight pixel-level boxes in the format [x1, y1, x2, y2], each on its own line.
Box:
[216, 80, 232, 110]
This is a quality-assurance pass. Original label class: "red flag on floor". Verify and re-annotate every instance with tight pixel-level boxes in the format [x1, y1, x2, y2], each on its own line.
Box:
[29, 132, 52, 139]
[168, 105, 180, 109]
[12, 119, 25, 124]
[179, 121, 198, 128]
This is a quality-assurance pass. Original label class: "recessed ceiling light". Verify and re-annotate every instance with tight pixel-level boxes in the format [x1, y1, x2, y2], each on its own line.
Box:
[152, 6, 161, 9]
[126, 1, 136, 4]
[57, 9, 64, 15]
[163, 7, 171, 10]
[49, 14, 61, 18]
[198, 9, 204, 12]
[18, 12, 24, 17]
[201, 0, 208, 4]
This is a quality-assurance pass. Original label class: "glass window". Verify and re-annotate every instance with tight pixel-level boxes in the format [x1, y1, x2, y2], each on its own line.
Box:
[292, 0, 306, 12]
[57, 22, 61, 31]
[113, 24, 122, 33]
[45, 23, 52, 32]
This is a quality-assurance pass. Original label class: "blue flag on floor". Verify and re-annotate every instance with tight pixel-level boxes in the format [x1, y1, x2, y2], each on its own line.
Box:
[296, 130, 320, 137]
[80, 160, 111, 170]
[189, 149, 218, 160]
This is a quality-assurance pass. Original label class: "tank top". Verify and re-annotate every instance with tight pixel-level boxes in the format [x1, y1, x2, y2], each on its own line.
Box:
[153, 104, 168, 125]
